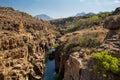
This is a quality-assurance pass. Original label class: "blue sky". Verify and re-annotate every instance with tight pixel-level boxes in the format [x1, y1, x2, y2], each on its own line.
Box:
[0, 0, 120, 18]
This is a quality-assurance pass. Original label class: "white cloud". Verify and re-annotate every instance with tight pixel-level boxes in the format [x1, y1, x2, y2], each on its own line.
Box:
[114, 0, 120, 3]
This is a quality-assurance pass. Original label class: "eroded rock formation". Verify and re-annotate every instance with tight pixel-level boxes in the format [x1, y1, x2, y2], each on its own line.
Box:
[0, 7, 59, 80]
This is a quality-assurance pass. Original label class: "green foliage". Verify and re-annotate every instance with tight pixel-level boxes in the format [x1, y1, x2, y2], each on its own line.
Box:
[65, 15, 99, 33]
[79, 37, 89, 47]
[65, 19, 85, 33]
[98, 12, 111, 19]
[86, 15, 99, 25]
[102, 73, 107, 78]
[91, 51, 120, 74]
[68, 36, 100, 49]
[65, 25, 81, 33]
[53, 43, 60, 48]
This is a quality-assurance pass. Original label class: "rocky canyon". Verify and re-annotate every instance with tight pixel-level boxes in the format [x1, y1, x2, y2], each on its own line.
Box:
[0, 6, 120, 80]
[0, 7, 59, 80]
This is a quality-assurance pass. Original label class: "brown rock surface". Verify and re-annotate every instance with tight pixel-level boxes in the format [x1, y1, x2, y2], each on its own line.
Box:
[104, 15, 120, 30]
[0, 7, 59, 80]
[55, 13, 120, 80]
[55, 26, 108, 80]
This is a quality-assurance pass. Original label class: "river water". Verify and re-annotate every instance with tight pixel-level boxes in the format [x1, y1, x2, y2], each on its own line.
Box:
[43, 59, 55, 80]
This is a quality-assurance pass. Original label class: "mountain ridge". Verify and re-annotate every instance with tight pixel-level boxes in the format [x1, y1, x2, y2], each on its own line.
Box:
[35, 14, 53, 20]
[76, 12, 95, 17]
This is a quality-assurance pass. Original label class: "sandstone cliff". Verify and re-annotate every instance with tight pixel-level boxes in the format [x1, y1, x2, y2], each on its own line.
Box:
[0, 7, 59, 80]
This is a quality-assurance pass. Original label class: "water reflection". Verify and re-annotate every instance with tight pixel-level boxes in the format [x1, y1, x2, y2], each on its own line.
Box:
[44, 60, 55, 80]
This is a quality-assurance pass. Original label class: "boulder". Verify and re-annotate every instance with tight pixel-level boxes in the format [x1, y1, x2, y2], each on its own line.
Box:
[104, 15, 120, 30]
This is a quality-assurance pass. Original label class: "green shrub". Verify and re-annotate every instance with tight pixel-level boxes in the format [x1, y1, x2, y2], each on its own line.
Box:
[65, 26, 81, 33]
[53, 43, 60, 48]
[67, 36, 87, 49]
[86, 15, 99, 25]
[91, 51, 120, 74]
[98, 12, 111, 19]
[64, 19, 86, 33]
[65, 16, 99, 33]
[68, 36, 100, 48]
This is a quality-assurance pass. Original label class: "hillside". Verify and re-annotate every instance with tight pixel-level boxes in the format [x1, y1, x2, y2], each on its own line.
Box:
[54, 7, 120, 80]
[0, 7, 59, 80]
[50, 11, 111, 34]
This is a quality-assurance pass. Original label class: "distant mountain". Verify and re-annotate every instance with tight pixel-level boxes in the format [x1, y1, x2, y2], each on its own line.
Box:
[86, 12, 95, 16]
[83, 12, 95, 17]
[76, 12, 86, 16]
[35, 14, 52, 20]
[76, 12, 95, 17]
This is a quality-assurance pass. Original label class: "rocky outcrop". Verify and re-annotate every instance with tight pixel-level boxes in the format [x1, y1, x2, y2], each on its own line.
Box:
[63, 50, 91, 80]
[0, 7, 59, 80]
[99, 15, 120, 57]
[55, 26, 108, 80]
[55, 11, 120, 80]
[113, 7, 120, 15]
[104, 15, 120, 30]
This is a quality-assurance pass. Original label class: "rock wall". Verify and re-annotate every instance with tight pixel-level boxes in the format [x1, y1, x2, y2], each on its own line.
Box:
[55, 26, 108, 80]
[0, 7, 59, 80]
